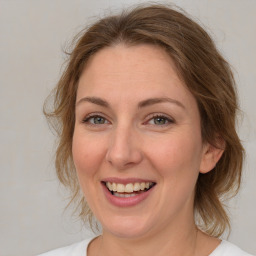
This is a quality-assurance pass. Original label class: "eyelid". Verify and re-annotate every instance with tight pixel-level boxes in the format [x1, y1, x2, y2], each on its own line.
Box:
[80, 112, 174, 127]
[144, 113, 175, 125]
[82, 112, 111, 124]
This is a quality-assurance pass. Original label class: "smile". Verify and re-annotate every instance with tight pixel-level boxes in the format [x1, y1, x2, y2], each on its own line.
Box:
[103, 181, 156, 198]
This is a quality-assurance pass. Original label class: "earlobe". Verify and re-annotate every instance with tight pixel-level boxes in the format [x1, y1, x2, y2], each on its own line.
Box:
[200, 141, 225, 174]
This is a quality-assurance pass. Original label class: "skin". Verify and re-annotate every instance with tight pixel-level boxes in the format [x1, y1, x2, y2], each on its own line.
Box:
[72, 44, 224, 256]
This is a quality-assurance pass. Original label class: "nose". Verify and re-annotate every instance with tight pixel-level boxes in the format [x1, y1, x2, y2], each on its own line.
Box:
[105, 125, 143, 170]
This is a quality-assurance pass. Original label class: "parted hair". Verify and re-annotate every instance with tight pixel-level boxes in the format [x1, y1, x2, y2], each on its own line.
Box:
[44, 4, 244, 237]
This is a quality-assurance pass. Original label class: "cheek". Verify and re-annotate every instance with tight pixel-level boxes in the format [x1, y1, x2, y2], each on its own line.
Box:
[152, 132, 202, 168]
[151, 133, 203, 212]
[72, 130, 106, 185]
[148, 130, 203, 188]
[72, 132, 106, 211]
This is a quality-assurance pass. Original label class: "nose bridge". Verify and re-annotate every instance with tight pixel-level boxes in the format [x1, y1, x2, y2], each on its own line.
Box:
[106, 121, 142, 169]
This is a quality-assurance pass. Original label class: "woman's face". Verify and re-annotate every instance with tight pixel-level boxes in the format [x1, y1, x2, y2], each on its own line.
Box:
[73, 44, 215, 239]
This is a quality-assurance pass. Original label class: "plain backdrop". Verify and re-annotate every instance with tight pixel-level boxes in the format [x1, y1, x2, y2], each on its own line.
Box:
[0, 0, 255, 255]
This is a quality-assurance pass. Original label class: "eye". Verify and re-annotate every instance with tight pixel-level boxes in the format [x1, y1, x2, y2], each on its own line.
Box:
[147, 114, 174, 126]
[82, 115, 109, 125]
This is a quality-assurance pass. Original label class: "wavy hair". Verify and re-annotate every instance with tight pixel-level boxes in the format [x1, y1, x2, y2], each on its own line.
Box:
[44, 4, 244, 237]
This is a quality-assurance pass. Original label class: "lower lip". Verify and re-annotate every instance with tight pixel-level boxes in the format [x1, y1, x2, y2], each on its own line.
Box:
[102, 183, 155, 207]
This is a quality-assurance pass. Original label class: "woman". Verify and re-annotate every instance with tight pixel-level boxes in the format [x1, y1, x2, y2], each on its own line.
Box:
[39, 4, 253, 256]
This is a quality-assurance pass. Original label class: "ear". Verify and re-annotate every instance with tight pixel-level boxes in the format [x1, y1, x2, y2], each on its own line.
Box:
[200, 138, 225, 174]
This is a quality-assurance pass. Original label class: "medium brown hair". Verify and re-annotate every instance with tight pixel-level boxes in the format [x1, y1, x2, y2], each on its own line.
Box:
[44, 4, 244, 237]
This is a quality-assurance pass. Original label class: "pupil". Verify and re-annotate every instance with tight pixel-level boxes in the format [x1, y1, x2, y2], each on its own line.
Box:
[94, 117, 104, 124]
[154, 117, 166, 125]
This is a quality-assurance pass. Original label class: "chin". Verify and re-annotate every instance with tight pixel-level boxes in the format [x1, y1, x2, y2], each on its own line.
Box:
[101, 215, 154, 239]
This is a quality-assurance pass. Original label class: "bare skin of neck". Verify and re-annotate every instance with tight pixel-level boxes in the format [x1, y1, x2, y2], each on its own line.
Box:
[87, 226, 221, 256]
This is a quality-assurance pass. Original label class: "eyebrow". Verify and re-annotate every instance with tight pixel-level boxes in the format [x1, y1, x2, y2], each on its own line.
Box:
[138, 97, 185, 109]
[76, 97, 110, 108]
[76, 96, 185, 109]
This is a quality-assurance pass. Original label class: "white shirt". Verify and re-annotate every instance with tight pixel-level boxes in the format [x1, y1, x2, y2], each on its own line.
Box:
[38, 238, 254, 256]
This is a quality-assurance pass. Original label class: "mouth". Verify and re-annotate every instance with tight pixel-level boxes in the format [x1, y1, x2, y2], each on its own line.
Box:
[102, 181, 156, 198]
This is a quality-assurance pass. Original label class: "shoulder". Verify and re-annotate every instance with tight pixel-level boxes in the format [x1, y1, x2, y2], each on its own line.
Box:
[210, 240, 254, 256]
[37, 237, 94, 256]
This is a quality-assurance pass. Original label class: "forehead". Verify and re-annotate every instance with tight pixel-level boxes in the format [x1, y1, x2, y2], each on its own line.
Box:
[80, 44, 178, 81]
[77, 44, 195, 109]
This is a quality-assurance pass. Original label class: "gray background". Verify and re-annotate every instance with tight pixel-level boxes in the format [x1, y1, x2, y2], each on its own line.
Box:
[0, 0, 255, 255]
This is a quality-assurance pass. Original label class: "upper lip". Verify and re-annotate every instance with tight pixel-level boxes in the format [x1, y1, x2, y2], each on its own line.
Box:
[102, 177, 156, 185]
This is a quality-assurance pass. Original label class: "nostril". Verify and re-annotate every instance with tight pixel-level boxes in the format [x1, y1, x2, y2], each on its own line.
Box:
[105, 133, 143, 169]
[105, 150, 143, 169]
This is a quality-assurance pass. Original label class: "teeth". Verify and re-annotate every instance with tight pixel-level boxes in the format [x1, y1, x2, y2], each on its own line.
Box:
[134, 183, 140, 191]
[112, 183, 117, 192]
[125, 183, 133, 193]
[107, 183, 113, 191]
[113, 192, 137, 198]
[116, 184, 125, 192]
[106, 181, 154, 193]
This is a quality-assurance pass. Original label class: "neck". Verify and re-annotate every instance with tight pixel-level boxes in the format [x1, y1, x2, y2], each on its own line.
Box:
[94, 221, 200, 256]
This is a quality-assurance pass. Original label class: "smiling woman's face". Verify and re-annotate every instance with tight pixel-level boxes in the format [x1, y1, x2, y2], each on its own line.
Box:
[72, 44, 216, 239]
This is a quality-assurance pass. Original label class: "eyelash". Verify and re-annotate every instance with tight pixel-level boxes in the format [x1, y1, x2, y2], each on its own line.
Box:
[82, 113, 109, 125]
[145, 114, 174, 126]
[81, 113, 175, 127]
